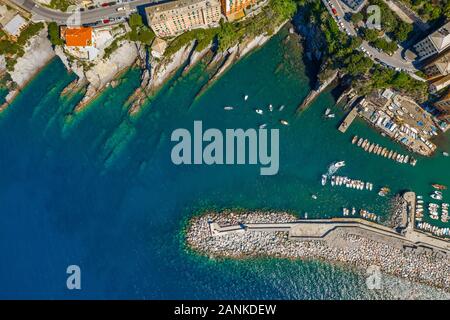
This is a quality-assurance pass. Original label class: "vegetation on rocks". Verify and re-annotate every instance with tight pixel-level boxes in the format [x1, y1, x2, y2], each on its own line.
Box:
[127, 13, 155, 46]
[0, 22, 45, 71]
[164, 0, 299, 57]
[46, 0, 75, 12]
[47, 22, 64, 46]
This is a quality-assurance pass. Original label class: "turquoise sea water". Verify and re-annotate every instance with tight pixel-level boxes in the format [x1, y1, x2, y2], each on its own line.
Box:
[0, 29, 449, 299]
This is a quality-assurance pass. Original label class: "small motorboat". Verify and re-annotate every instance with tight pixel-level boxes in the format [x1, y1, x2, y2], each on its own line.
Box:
[321, 174, 327, 186]
[431, 194, 443, 200]
[269, 104, 273, 112]
[280, 120, 289, 126]
[334, 161, 345, 168]
[255, 109, 264, 115]
[224, 106, 234, 111]
[244, 95, 249, 101]
[259, 123, 267, 129]
[311, 194, 318, 200]
[443, 152, 449, 157]
[432, 184, 447, 190]
[279, 105, 285, 111]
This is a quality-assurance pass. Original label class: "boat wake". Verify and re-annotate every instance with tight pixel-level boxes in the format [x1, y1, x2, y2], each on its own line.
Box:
[326, 161, 345, 177]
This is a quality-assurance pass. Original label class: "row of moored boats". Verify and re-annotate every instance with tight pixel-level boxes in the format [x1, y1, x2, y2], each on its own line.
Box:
[416, 222, 449, 237]
[342, 207, 379, 222]
[352, 136, 417, 166]
[415, 193, 449, 224]
[328, 175, 373, 191]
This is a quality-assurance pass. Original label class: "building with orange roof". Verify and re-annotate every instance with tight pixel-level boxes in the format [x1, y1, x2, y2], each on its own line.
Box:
[61, 27, 93, 47]
[221, 0, 256, 21]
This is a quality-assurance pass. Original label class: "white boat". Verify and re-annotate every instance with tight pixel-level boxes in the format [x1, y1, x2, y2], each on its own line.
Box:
[431, 194, 443, 200]
[327, 114, 335, 118]
[259, 123, 267, 129]
[324, 108, 331, 116]
[244, 95, 249, 101]
[335, 161, 345, 168]
[269, 104, 273, 112]
[279, 105, 285, 111]
[443, 152, 449, 157]
[321, 174, 327, 186]
[255, 109, 263, 115]
[312, 194, 318, 200]
[224, 106, 234, 110]
[280, 120, 289, 126]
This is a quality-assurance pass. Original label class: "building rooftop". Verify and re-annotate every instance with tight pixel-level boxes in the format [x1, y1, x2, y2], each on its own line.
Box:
[3, 14, 27, 37]
[151, 37, 167, 55]
[429, 21, 450, 51]
[146, 0, 218, 17]
[64, 27, 93, 47]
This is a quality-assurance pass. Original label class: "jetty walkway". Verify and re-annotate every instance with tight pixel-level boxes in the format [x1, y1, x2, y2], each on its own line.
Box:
[338, 107, 358, 133]
[210, 192, 449, 257]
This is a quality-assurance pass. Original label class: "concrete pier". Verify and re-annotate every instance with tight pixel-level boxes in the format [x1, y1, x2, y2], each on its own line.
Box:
[338, 107, 358, 133]
[210, 216, 450, 256]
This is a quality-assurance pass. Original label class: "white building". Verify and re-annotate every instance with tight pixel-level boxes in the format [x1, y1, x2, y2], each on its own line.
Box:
[414, 21, 450, 60]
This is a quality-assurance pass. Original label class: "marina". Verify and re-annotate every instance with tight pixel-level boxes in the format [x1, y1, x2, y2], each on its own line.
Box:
[351, 135, 417, 166]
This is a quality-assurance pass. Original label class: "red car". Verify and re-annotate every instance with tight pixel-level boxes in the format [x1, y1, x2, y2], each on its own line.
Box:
[103, 19, 110, 24]
[101, 3, 109, 7]
[332, 7, 338, 15]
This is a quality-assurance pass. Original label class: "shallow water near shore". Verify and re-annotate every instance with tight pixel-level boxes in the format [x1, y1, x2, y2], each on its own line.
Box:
[0, 28, 448, 299]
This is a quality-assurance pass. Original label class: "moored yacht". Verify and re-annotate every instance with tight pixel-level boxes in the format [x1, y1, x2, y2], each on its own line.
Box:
[321, 174, 327, 186]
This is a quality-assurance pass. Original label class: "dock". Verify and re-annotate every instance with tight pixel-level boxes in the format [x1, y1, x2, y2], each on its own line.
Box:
[338, 107, 358, 133]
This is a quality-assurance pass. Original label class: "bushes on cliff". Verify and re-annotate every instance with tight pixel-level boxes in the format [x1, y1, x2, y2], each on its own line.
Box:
[48, 22, 63, 46]
[127, 13, 155, 46]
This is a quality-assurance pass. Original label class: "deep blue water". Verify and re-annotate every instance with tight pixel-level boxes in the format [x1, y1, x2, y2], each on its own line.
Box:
[0, 30, 448, 299]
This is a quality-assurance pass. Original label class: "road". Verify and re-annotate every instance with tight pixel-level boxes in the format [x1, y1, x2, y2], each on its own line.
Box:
[8, 0, 154, 24]
[324, 0, 420, 74]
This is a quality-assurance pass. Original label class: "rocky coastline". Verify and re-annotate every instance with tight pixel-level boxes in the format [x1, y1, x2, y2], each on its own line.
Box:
[1, 29, 55, 113]
[185, 210, 450, 292]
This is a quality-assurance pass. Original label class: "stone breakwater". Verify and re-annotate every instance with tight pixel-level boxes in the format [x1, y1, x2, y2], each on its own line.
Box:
[186, 211, 450, 291]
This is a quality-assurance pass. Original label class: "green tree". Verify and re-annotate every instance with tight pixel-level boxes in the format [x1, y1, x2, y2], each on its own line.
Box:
[394, 21, 413, 42]
[343, 52, 374, 76]
[270, 0, 297, 20]
[351, 12, 364, 24]
[217, 22, 238, 52]
[129, 13, 144, 29]
[48, 22, 63, 46]
[363, 28, 380, 42]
